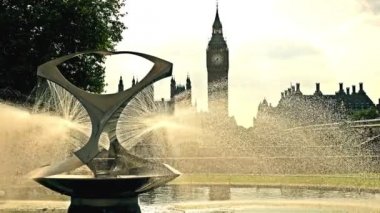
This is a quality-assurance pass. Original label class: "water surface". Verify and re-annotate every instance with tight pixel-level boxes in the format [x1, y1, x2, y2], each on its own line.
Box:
[1, 185, 380, 212]
[139, 185, 380, 212]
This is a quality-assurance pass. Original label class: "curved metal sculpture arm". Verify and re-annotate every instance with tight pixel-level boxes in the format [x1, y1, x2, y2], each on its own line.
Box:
[37, 51, 173, 163]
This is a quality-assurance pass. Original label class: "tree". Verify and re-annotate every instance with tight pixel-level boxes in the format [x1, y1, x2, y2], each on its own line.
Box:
[350, 107, 379, 120]
[0, 0, 126, 98]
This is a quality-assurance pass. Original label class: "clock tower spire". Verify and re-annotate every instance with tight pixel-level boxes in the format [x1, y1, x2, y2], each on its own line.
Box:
[207, 2, 229, 115]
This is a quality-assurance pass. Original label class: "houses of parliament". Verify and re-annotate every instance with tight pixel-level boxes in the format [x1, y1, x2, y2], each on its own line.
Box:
[118, 4, 230, 118]
[117, 4, 380, 128]
[115, 4, 380, 173]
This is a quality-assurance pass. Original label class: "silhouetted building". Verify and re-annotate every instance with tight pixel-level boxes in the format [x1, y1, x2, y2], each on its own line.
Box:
[118, 76, 124, 92]
[117, 75, 192, 114]
[257, 82, 376, 127]
[170, 77, 190, 99]
[132, 76, 136, 87]
[207, 4, 229, 115]
[186, 74, 192, 91]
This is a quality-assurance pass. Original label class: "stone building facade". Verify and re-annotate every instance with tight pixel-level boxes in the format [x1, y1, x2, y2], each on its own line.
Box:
[256, 82, 378, 127]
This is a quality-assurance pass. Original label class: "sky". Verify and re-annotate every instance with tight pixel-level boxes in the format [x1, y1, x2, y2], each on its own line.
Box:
[104, 0, 380, 128]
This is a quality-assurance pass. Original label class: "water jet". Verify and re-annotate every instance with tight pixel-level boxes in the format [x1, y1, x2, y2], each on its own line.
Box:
[30, 51, 180, 213]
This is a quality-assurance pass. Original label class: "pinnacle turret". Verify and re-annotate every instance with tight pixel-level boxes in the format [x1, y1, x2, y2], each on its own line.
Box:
[186, 74, 192, 90]
[118, 76, 124, 92]
[213, 6, 222, 30]
[132, 76, 136, 87]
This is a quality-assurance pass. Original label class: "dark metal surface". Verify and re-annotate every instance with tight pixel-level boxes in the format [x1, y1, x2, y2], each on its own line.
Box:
[35, 175, 153, 198]
[37, 51, 173, 164]
[33, 51, 180, 213]
[69, 196, 141, 213]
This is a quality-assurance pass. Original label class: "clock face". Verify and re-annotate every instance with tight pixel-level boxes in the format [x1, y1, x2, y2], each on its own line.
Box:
[211, 54, 223, 65]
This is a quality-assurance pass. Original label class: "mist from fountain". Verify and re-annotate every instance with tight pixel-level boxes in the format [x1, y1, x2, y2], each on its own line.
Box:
[0, 102, 83, 185]
[117, 86, 170, 150]
[0, 75, 378, 187]
[0, 75, 379, 213]
[0, 80, 187, 183]
[113, 78, 379, 175]
[0, 81, 102, 187]
[0, 79, 191, 182]
[113, 86, 201, 161]
[33, 81, 110, 150]
[0, 81, 109, 184]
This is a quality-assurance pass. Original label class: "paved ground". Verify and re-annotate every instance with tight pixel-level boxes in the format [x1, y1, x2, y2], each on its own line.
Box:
[2, 198, 380, 213]
[0, 200, 68, 212]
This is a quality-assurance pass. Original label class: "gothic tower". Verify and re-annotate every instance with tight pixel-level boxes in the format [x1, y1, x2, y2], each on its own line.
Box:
[170, 77, 176, 99]
[132, 76, 136, 87]
[186, 74, 192, 91]
[207, 4, 229, 114]
[118, 76, 124, 92]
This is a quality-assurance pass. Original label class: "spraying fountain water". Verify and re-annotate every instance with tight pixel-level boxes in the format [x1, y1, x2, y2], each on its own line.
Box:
[29, 51, 180, 213]
[126, 77, 379, 175]
[0, 62, 378, 213]
[0, 51, 378, 212]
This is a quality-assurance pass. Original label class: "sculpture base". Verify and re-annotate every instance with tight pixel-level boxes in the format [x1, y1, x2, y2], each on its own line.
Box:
[69, 197, 140, 213]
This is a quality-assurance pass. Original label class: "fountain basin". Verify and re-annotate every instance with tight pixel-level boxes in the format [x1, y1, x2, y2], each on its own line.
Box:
[34, 172, 179, 212]
[34, 174, 179, 198]
[32, 51, 179, 212]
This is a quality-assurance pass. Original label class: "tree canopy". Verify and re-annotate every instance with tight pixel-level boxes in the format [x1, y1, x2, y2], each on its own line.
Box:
[0, 0, 126, 98]
[350, 107, 379, 121]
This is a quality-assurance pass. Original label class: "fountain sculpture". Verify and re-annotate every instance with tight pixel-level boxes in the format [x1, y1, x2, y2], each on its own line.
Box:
[30, 51, 180, 212]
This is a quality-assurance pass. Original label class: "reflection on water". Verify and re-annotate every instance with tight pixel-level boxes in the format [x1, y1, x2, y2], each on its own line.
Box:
[139, 185, 380, 212]
[140, 185, 210, 205]
[1, 185, 379, 212]
[209, 185, 231, 201]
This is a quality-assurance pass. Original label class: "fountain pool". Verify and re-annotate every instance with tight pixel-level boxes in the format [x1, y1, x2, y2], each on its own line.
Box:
[1, 185, 380, 212]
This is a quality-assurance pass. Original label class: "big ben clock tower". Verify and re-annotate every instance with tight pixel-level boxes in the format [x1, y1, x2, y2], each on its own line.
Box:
[207, 4, 229, 115]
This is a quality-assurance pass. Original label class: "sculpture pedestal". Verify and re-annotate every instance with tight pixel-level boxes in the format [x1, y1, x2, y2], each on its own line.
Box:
[33, 51, 179, 213]
[34, 174, 179, 213]
[69, 197, 140, 213]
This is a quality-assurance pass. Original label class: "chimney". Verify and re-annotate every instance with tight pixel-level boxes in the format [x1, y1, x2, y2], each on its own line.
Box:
[281, 92, 284, 98]
[296, 83, 300, 91]
[346, 87, 350, 95]
[359, 82, 363, 92]
[314, 83, 323, 96]
[352, 85, 356, 94]
[288, 88, 292, 95]
[339, 83, 343, 92]
[284, 90, 288, 97]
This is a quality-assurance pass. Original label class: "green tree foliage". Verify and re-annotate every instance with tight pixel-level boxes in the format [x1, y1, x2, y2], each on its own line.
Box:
[350, 107, 379, 120]
[0, 0, 126, 96]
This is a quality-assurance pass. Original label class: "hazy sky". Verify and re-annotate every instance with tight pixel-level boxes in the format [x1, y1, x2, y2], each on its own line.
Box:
[104, 0, 380, 127]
